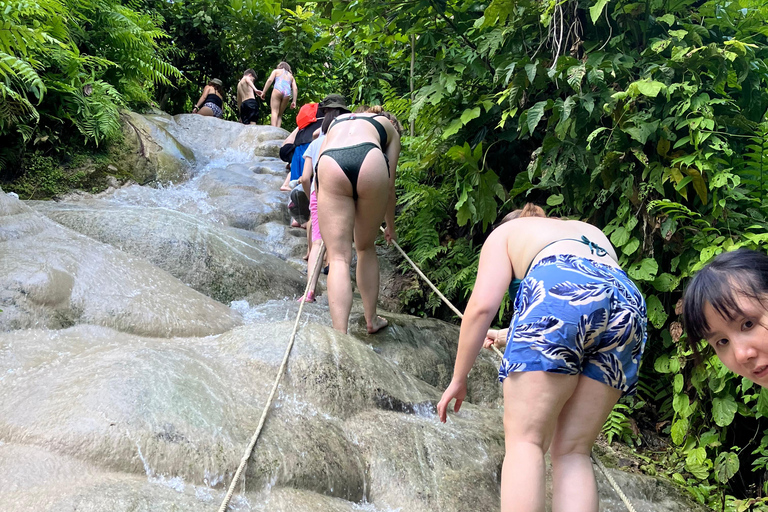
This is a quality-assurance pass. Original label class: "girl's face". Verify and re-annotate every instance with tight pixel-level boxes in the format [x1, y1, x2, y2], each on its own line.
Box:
[704, 294, 768, 386]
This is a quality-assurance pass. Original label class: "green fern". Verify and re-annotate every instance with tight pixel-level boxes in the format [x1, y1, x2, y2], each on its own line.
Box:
[602, 403, 635, 445]
[740, 117, 768, 201]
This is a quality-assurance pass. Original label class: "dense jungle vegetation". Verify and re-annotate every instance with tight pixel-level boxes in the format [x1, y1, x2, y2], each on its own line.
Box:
[3, 0, 768, 508]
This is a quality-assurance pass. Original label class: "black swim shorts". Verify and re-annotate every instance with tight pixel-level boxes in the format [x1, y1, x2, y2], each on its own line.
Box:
[240, 98, 259, 125]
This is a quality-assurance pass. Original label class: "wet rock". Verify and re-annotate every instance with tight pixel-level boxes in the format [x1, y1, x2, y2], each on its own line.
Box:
[32, 200, 305, 304]
[0, 323, 503, 511]
[0, 191, 241, 336]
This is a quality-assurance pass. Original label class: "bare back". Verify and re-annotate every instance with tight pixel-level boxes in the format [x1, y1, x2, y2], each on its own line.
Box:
[320, 113, 397, 152]
[492, 217, 620, 280]
[237, 78, 255, 108]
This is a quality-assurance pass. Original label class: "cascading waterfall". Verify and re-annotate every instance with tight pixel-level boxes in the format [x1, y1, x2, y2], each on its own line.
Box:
[0, 113, 707, 512]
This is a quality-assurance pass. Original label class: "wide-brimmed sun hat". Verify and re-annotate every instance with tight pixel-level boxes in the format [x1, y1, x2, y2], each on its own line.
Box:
[210, 78, 223, 87]
[318, 94, 350, 112]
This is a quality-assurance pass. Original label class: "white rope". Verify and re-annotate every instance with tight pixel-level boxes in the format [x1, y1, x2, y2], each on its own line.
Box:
[591, 449, 639, 512]
[383, 227, 636, 512]
[217, 241, 325, 512]
[380, 226, 504, 359]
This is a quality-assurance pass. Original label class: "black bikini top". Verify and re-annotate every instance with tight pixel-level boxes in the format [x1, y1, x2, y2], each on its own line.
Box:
[330, 114, 388, 147]
[205, 93, 222, 108]
[508, 235, 611, 298]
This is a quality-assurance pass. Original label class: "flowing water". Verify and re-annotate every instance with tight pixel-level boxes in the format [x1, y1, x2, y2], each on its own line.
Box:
[0, 113, 706, 511]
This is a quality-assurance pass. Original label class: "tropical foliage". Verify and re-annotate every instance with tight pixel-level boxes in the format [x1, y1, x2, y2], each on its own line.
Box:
[6, 0, 768, 508]
[312, 0, 768, 509]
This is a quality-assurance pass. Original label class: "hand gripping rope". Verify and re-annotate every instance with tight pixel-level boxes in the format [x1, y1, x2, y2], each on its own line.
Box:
[381, 226, 638, 512]
[218, 231, 637, 512]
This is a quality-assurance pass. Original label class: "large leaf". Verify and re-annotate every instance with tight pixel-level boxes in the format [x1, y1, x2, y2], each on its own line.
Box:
[712, 396, 738, 427]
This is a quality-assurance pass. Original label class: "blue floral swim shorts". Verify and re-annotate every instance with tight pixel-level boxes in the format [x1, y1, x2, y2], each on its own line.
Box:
[498, 254, 647, 396]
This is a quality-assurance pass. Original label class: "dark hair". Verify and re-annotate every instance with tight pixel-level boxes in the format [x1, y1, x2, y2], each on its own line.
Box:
[683, 249, 768, 353]
[321, 107, 346, 134]
[500, 203, 547, 224]
[244, 68, 256, 78]
[208, 80, 223, 95]
[277, 61, 291, 73]
[366, 105, 403, 136]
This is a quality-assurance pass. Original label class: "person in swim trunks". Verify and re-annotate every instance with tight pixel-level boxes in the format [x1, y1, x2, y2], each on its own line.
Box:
[192, 78, 224, 118]
[437, 203, 647, 512]
[260, 62, 297, 128]
[237, 69, 262, 125]
[316, 104, 402, 334]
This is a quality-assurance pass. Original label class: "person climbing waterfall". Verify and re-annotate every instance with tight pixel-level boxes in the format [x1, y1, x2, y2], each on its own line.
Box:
[316, 105, 402, 334]
[296, 103, 347, 302]
[437, 203, 648, 512]
[237, 69, 262, 125]
[260, 62, 297, 128]
[192, 78, 224, 118]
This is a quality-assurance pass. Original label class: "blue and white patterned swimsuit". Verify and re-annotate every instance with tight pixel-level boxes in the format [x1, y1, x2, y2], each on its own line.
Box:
[498, 254, 647, 396]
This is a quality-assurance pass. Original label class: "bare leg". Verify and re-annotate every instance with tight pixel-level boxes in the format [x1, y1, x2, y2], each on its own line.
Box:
[316, 156, 355, 333]
[550, 376, 622, 512]
[352, 150, 390, 333]
[270, 91, 285, 127]
[280, 173, 291, 191]
[500, 372, 579, 512]
[197, 106, 215, 117]
[276, 95, 291, 128]
[303, 219, 312, 260]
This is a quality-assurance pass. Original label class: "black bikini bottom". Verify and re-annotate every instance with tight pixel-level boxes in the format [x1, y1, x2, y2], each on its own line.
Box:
[317, 142, 389, 200]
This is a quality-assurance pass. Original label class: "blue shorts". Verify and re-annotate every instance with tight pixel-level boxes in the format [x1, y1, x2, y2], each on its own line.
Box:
[498, 254, 647, 396]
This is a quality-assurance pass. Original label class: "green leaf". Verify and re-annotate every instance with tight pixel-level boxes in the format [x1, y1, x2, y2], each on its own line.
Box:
[757, 388, 768, 417]
[461, 107, 481, 125]
[712, 396, 738, 427]
[610, 226, 630, 247]
[686, 461, 710, 480]
[646, 294, 668, 328]
[589, 0, 610, 23]
[657, 14, 675, 25]
[527, 101, 547, 133]
[654, 354, 671, 373]
[622, 238, 639, 256]
[673, 392, 690, 416]
[547, 194, 564, 206]
[674, 373, 684, 394]
[631, 79, 666, 98]
[652, 273, 680, 292]
[714, 452, 739, 483]
[628, 258, 659, 281]
[671, 418, 689, 445]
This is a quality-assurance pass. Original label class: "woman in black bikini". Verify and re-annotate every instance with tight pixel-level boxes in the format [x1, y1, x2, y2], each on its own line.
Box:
[192, 78, 224, 118]
[316, 105, 402, 334]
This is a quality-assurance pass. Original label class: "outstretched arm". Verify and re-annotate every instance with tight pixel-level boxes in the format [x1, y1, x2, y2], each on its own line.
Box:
[261, 70, 276, 99]
[383, 131, 400, 244]
[437, 229, 513, 422]
[290, 78, 298, 109]
[246, 76, 262, 97]
[192, 85, 211, 113]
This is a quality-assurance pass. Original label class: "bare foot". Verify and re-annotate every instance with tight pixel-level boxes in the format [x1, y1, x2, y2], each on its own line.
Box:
[280, 185, 292, 192]
[367, 315, 388, 334]
[302, 253, 309, 261]
[291, 219, 301, 227]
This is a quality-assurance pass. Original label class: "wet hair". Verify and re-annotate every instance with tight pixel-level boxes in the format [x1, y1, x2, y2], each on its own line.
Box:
[243, 68, 256, 78]
[499, 203, 547, 224]
[683, 249, 768, 355]
[277, 62, 292, 73]
[354, 105, 370, 113]
[320, 107, 347, 134]
[366, 105, 403, 136]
